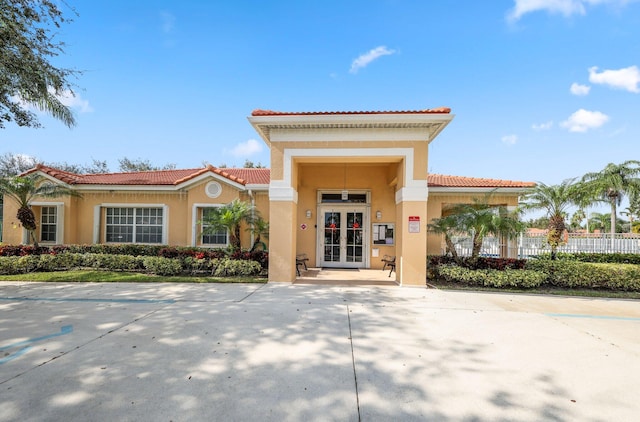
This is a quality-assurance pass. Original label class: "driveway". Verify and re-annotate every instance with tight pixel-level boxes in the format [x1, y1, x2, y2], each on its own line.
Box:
[1, 282, 639, 421]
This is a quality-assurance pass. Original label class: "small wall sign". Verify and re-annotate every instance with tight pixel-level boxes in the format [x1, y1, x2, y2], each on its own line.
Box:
[300, 223, 308, 230]
[408, 216, 420, 233]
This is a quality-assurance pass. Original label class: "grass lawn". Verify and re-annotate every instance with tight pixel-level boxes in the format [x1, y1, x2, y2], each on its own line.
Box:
[0, 270, 267, 283]
[428, 280, 640, 300]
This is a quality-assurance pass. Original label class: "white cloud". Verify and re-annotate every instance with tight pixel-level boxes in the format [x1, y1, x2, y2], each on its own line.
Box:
[570, 82, 591, 96]
[532, 121, 553, 130]
[13, 89, 93, 113]
[560, 109, 609, 132]
[588, 65, 640, 93]
[160, 11, 175, 33]
[53, 89, 93, 113]
[228, 139, 263, 157]
[349, 46, 396, 74]
[501, 134, 518, 145]
[507, 0, 635, 22]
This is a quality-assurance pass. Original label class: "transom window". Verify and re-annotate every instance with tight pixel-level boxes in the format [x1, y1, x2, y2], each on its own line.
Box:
[201, 208, 228, 246]
[320, 192, 368, 203]
[40, 206, 57, 242]
[106, 207, 163, 244]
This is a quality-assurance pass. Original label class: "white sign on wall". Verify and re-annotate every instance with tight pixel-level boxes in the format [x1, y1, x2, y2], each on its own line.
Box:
[408, 216, 420, 233]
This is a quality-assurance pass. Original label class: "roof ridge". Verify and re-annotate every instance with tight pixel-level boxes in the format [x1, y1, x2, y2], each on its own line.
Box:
[252, 107, 451, 116]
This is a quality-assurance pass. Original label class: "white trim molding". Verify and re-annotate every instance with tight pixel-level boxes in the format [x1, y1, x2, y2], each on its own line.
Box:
[95, 203, 169, 244]
[281, 147, 423, 204]
[28, 201, 65, 244]
[191, 203, 226, 247]
[269, 181, 298, 203]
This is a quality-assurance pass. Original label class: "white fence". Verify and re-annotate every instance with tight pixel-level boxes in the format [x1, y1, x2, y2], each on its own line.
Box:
[448, 233, 640, 258]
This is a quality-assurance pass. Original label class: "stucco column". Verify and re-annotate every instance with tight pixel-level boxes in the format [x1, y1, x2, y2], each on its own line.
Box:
[396, 199, 428, 286]
[268, 199, 298, 282]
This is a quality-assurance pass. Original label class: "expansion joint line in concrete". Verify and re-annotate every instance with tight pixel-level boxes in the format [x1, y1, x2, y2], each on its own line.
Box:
[0, 303, 174, 386]
[236, 284, 267, 302]
[346, 305, 361, 422]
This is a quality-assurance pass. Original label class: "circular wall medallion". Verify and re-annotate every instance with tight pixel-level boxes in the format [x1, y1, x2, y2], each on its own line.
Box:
[205, 181, 222, 198]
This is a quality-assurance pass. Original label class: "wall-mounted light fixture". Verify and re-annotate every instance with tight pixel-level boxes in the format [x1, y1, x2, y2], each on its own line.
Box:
[376, 210, 382, 220]
[306, 209, 312, 219]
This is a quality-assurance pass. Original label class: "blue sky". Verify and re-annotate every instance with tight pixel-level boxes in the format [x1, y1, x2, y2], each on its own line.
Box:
[4, 0, 640, 187]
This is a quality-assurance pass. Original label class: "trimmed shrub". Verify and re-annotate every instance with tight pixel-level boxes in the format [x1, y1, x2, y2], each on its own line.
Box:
[0, 256, 19, 274]
[535, 252, 640, 265]
[525, 259, 640, 291]
[213, 258, 262, 277]
[142, 256, 183, 276]
[182, 256, 217, 275]
[437, 265, 545, 289]
[427, 255, 527, 271]
[80, 253, 144, 271]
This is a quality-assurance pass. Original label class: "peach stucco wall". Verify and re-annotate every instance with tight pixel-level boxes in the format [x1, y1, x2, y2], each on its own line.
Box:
[1, 178, 271, 250]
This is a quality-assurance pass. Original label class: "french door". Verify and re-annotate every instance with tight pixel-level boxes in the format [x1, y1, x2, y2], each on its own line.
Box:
[319, 207, 368, 268]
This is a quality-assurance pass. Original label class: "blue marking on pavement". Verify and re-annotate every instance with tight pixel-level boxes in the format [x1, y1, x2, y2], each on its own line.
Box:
[0, 297, 175, 304]
[0, 325, 74, 365]
[546, 313, 640, 322]
[0, 325, 74, 351]
[0, 346, 32, 364]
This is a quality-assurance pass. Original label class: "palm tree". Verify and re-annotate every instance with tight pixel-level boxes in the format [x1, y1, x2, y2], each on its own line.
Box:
[449, 201, 524, 260]
[427, 214, 461, 262]
[436, 194, 524, 261]
[581, 160, 640, 240]
[249, 217, 269, 251]
[201, 199, 258, 250]
[588, 212, 608, 233]
[569, 209, 585, 232]
[0, 175, 81, 246]
[622, 193, 640, 233]
[520, 179, 580, 259]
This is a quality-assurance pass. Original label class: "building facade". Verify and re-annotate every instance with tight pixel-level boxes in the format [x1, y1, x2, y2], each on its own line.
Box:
[2, 108, 534, 285]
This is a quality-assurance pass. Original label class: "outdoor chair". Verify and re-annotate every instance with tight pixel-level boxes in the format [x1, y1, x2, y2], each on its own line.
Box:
[381, 255, 396, 277]
[296, 253, 309, 276]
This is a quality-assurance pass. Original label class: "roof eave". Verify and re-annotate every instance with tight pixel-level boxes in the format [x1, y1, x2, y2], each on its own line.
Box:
[248, 112, 455, 144]
[428, 187, 533, 194]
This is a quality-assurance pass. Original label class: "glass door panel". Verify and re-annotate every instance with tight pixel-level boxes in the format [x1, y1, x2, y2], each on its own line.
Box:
[345, 212, 363, 263]
[324, 211, 341, 263]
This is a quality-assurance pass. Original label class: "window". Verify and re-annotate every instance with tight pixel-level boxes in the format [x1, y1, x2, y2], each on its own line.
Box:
[106, 207, 163, 244]
[40, 206, 57, 242]
[201, 208, 228, 246]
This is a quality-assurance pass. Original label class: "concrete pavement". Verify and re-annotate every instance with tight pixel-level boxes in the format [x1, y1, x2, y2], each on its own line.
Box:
[1, 282, 639, 421]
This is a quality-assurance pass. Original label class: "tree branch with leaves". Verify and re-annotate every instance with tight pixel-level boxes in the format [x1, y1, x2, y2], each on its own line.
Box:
[0, 0, 81, 128]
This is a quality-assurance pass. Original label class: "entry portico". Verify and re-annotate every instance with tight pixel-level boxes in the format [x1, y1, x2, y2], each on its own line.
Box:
[249, 108, 454, 285]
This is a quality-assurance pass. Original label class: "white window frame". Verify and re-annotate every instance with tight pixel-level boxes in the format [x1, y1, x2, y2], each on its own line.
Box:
[30, 202, 64, 245]
[40, 205, 58, 243]
[191, 203, 228, 247]
[96, 204, 169, 245]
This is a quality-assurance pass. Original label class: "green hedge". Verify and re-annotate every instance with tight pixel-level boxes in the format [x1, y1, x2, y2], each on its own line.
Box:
[535, 252, 640, 265]
[525, 260, 640, 291]
[0, 244, 269, 270]
[437, 266, 545, 289]
[0, 252, 263, 277]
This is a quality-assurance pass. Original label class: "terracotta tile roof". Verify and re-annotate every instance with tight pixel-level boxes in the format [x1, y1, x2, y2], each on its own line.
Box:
[251, 107, 451, 116]
[428, 174, 535, 188]
[26, 164, 532, 190]
[22, 164, 82, 184]
[79, 168, 207, 185]
[26, 164, 271, 186]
